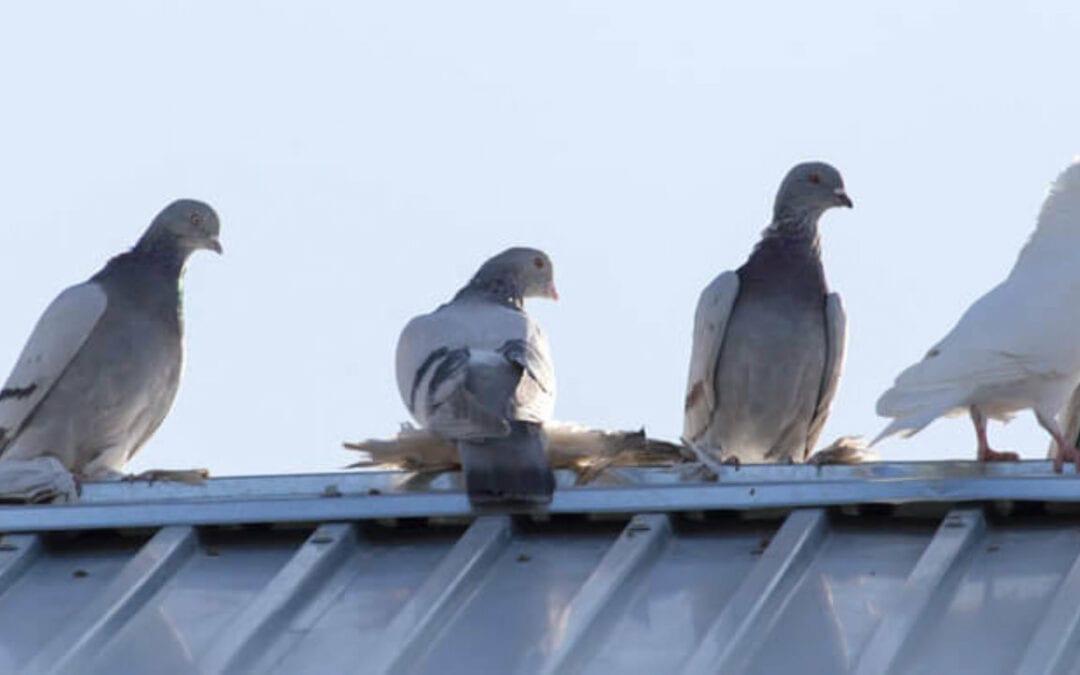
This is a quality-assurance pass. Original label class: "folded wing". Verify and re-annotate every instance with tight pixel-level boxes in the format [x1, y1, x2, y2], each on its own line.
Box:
[682, 271, 739, 443]
[0, 283, 107, 453]
[396, 301, 555, 435]
[804, 293, 847, 459]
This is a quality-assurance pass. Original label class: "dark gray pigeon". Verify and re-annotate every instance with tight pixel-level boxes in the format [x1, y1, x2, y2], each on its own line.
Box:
[0, 199, 221, 480]
[683, 162, 852, 464]
[396, 247, 559, 505]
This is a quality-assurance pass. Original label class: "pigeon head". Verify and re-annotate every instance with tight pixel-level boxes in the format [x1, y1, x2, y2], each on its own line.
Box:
[773, 162, 853, 223]
[138, 199, 223, 258]
[464, 247, 559, 305]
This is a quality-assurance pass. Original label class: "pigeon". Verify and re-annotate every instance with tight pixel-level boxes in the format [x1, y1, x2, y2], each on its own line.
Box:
[396, 247, 559, 505]
[0, 199, 221, 480]
[876, 160, 1080, 472]
[683, 162, 853, 464]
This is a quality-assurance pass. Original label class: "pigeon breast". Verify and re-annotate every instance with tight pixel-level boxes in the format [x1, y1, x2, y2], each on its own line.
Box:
[709, 238, 829, 462]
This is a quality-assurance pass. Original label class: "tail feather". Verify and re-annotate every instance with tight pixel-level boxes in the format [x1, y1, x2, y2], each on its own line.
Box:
[873, 382, 971, 446]
[871, 416, 933, 446]
[459, 422, 555, 505]
[808, 436, 878, 465]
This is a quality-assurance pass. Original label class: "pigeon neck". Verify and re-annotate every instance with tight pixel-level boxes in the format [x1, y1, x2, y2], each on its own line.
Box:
[760, 209, 823, 249]
[130, 234, 190, 280]
[455, 276, 525, 310]
[93, 237, 187, 330]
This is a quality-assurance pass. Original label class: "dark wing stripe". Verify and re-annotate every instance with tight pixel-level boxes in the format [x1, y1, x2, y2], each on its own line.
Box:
[427, 348, 470, 408]
[409, 347, 448, 413]
[498, 339, 550, 394]
[0, 384, 38, 402]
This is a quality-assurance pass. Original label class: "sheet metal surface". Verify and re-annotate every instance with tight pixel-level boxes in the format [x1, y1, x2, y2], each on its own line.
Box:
[0, 462, 1079, 673]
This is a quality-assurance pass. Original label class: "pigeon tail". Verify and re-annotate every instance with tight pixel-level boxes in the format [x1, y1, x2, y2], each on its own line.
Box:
[458, 422, 555, 505]
[872, 383, 970, 445]
[871, 404, 956, 446]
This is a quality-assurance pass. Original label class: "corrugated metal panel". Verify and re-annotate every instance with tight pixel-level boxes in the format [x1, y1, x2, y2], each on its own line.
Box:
[1, 461, 1080, 673]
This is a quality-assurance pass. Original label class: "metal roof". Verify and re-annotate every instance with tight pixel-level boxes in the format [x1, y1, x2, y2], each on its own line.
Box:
[2, 461, 1080, 674]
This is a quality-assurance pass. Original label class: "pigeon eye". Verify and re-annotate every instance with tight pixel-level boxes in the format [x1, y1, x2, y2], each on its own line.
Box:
[189, 213, 203, 227]
[808, 173, 821, 185]
[533, 257, 544, 269]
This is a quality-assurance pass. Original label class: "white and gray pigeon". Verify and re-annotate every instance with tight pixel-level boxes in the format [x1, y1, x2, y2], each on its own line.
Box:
[396, 247, 559, 505]
[876, 159, 1080, 473]
[0, 199, 221, 480]
[683, 162, 853, 464]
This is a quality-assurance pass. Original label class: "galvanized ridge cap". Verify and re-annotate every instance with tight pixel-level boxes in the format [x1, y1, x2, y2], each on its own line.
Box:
[73, 459, 1076, 505]
[0, 460, 1077, 533]
[76, 470, 407, 503]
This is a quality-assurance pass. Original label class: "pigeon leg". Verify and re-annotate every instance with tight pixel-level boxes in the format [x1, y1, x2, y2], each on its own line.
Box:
[1035, 411, 1080, 474]
[970, 407, 1020, 462]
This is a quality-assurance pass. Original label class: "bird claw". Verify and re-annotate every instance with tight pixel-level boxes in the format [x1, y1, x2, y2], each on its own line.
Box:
[1053, 445, 1080, 474]
[123, 469, 210, 485]
[979, 448, 1020, 463]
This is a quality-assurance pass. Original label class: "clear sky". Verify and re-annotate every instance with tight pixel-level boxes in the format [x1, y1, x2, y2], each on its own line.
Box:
[2, 2, 1079, 476]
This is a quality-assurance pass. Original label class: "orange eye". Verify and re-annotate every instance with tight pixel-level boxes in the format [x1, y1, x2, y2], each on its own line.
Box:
[808, 173, 821, 185]
[533, 257, 544, 269]
[190, 213, 203, 226]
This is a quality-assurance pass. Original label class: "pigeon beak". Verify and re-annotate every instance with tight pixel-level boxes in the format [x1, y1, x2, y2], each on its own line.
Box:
[207, 237, 224, 254]
[546, 282, 559, 301]
[834, 188, 854, 209]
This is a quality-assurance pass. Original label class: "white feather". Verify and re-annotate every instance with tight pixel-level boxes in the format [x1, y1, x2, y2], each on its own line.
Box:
[0, 283, 107, 449]
[876, 159, 1080, 442]
[0, 457, 78, 503]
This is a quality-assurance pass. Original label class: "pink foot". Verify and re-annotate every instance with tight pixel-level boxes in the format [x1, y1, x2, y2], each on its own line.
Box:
[971, 408, 1019, 464]
[1053, 444, 1080, 474]
[979, 448, 1020, 463]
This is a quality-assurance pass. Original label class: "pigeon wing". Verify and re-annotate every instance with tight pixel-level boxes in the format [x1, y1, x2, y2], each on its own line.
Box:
[683, 271, 739, 443]
[500, 320, 556, 423]
[0, 283, 107, 452]
[804, 292, 847, 459]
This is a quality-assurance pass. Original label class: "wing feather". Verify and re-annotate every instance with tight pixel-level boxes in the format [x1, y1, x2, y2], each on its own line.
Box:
[682, 271, 739, 443]
[804, 293, 846, 459]
[0, 283, 107, 451]
[396, 299, 555, 435]
[499, 332, 555, 423]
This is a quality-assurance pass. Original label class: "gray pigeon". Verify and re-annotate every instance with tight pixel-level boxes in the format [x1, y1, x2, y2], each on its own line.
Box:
[683, 162, 853, 464]
[396, 247, 559, 505]
[0, 199, 221, 480]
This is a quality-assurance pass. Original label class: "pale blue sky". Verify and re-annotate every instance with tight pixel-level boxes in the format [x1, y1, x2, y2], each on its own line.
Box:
[2, 2, 1079, 475]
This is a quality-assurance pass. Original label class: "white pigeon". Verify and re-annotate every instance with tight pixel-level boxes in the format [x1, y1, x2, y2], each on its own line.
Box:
[396, 247, 559, 504]
[875, 159, 1080, 472]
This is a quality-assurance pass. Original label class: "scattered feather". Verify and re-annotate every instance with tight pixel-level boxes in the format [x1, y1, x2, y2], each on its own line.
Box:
[0, 457, 79, 503]
[807, 436, 877, 465]
[344, 422, 684, 484]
